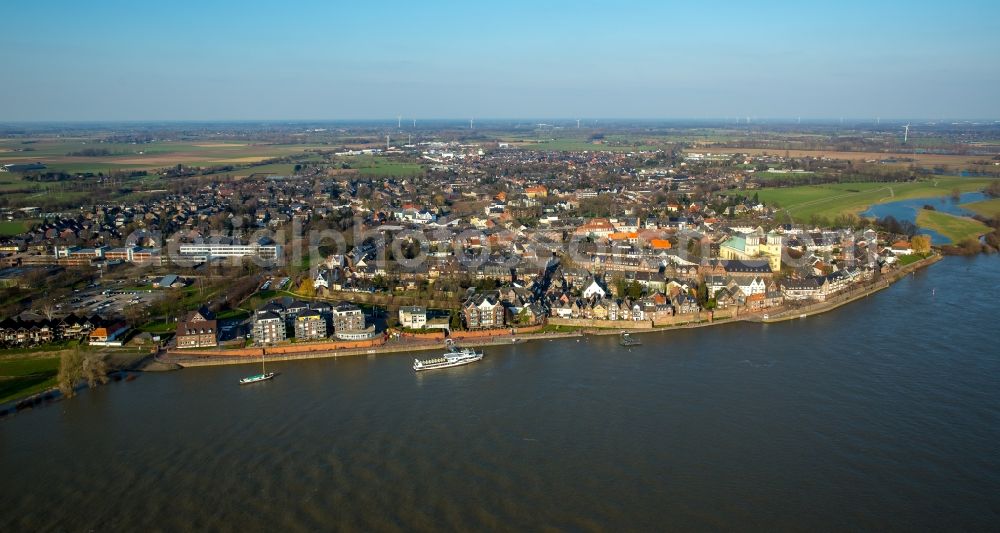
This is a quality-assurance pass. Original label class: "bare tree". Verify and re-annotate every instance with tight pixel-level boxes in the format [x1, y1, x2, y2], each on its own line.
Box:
[40, 300, 57, 321]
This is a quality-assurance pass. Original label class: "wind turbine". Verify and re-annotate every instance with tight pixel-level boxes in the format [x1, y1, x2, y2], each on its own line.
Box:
[903, 123, 910, 144]
[576, 119, 581, 129]
[470, 118, 474, 130]
[397, 116, 401, 128]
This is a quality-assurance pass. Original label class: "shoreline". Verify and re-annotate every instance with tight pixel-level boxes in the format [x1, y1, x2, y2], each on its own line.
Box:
[758, 253, 943, 323]
[168, 254, 944, 369]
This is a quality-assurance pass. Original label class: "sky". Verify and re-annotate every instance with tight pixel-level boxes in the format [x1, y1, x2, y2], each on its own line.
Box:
[1, 0, 998, 121]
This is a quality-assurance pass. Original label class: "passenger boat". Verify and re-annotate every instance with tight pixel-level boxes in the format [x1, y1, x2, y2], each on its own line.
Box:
[619, 332, 642, 346]
[414, 340, 484, 371]
[240, 351, 276, 384]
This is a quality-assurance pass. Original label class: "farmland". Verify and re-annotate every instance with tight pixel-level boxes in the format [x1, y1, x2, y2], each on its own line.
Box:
[744, 177, 995, 221]
[509, 138, 661, 152]
[688, 147, 992, 170]
[0, 139, 328, 174]
[915, 210, 990, 243]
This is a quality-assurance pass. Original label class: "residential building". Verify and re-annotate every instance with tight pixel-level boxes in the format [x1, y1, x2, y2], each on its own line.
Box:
[463, 292, 505, 329]
[175, 308, 218, 348]
[294, 311, 327, 340]
[398, 306, 427, 329]
[253, 311, 286, 344]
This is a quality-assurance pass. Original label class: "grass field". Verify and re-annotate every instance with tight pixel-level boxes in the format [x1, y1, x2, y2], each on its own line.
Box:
[744, 177, 994, 221]
[916, 210, 989, 243]
[0, 220, 35, 236]
[215, 308, 251, 320]
[754, 171, 817, 182]
[897, 253, 928, 266]
[962, 198, 1000, 218]
[0, 356, 60, 404]
[336, 155, 423, 177]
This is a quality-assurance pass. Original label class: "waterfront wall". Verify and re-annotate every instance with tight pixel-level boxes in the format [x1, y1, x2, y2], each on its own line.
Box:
[394, 329, 447, 340]
[762, 254, 943, 323]
[169, 336, 386, 358]
[450, 324, 543, 339]
[548, 318, 655, 329]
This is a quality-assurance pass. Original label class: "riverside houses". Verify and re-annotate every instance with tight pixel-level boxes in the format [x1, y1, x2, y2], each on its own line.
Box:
[253, 311, 286, 345]
[294, 311, 327, 340]
[175, 308, 218, 348]
[463, 292, 505, 329]
[398, 306, 427, 329]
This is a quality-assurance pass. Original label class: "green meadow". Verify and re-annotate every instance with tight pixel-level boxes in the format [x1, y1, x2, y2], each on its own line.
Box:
[916, 210, 990, 243]
[744, 177, 995, 221]
[0, 356, 60, 404]
[0, 220, 35, 236]
[337, 155, 424, 177]
[962, 198, 1000, 218]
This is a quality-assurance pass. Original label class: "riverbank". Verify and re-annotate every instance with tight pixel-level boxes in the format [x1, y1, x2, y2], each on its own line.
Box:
[170, 330, 584, 367]
[759, 253, 943, 323]
[168, 255, 943, 369]
[0, 350, 155, 416]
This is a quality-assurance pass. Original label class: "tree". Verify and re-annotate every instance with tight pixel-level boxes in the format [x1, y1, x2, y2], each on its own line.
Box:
[40, 300, 57, 321]
[59, 348, 109, 397]
[81, 355, 109, 388]
[297, 278, 315, 298]
[696, 282, 709, 306]
[911, 234, 932, 255]
[58, 348, 84, 397]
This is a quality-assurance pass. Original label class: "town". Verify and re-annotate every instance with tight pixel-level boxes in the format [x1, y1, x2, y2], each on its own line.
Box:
[1, 121, 999, 400]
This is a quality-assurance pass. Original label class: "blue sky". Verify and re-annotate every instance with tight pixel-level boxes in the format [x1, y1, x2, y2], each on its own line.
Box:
[1, 0, 998, 120]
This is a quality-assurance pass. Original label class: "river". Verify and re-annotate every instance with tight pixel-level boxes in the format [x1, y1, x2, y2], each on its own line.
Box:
[2, 256, 999, 531]
[862, 192, 987, 244]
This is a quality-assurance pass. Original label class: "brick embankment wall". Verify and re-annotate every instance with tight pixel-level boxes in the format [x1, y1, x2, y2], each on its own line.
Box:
[169, 337, 386, 357]
[449, 324, 543, 339]
[547, 318, 654, 329]
[394, 329, 447, 340]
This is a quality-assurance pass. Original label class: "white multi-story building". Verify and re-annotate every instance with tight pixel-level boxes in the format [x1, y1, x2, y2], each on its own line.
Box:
[398, 306, 427, 329]
[177, 243, 282, 262]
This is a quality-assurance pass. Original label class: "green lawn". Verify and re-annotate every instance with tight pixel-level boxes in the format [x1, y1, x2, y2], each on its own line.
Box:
[140, 320, 176, 333]
[0, 356, 60, 404]
[744, 177, 994, 221]
[915, 210, 989, 243]
[897, 253, 928, 266]
[0, 220, 34, 236]
[962, 198, 1000, 218]
[216, 308, 250, 320]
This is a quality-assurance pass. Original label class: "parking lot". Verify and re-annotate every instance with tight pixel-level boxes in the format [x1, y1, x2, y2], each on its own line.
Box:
[65, 280, 162, 317]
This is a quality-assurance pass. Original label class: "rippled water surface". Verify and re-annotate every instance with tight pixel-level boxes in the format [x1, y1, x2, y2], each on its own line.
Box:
[2, 257, 999, 531]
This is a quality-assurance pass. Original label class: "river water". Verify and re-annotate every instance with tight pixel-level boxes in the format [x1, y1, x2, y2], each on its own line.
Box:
[2, 257, 999, 531]
[862, 192, 987, 244]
